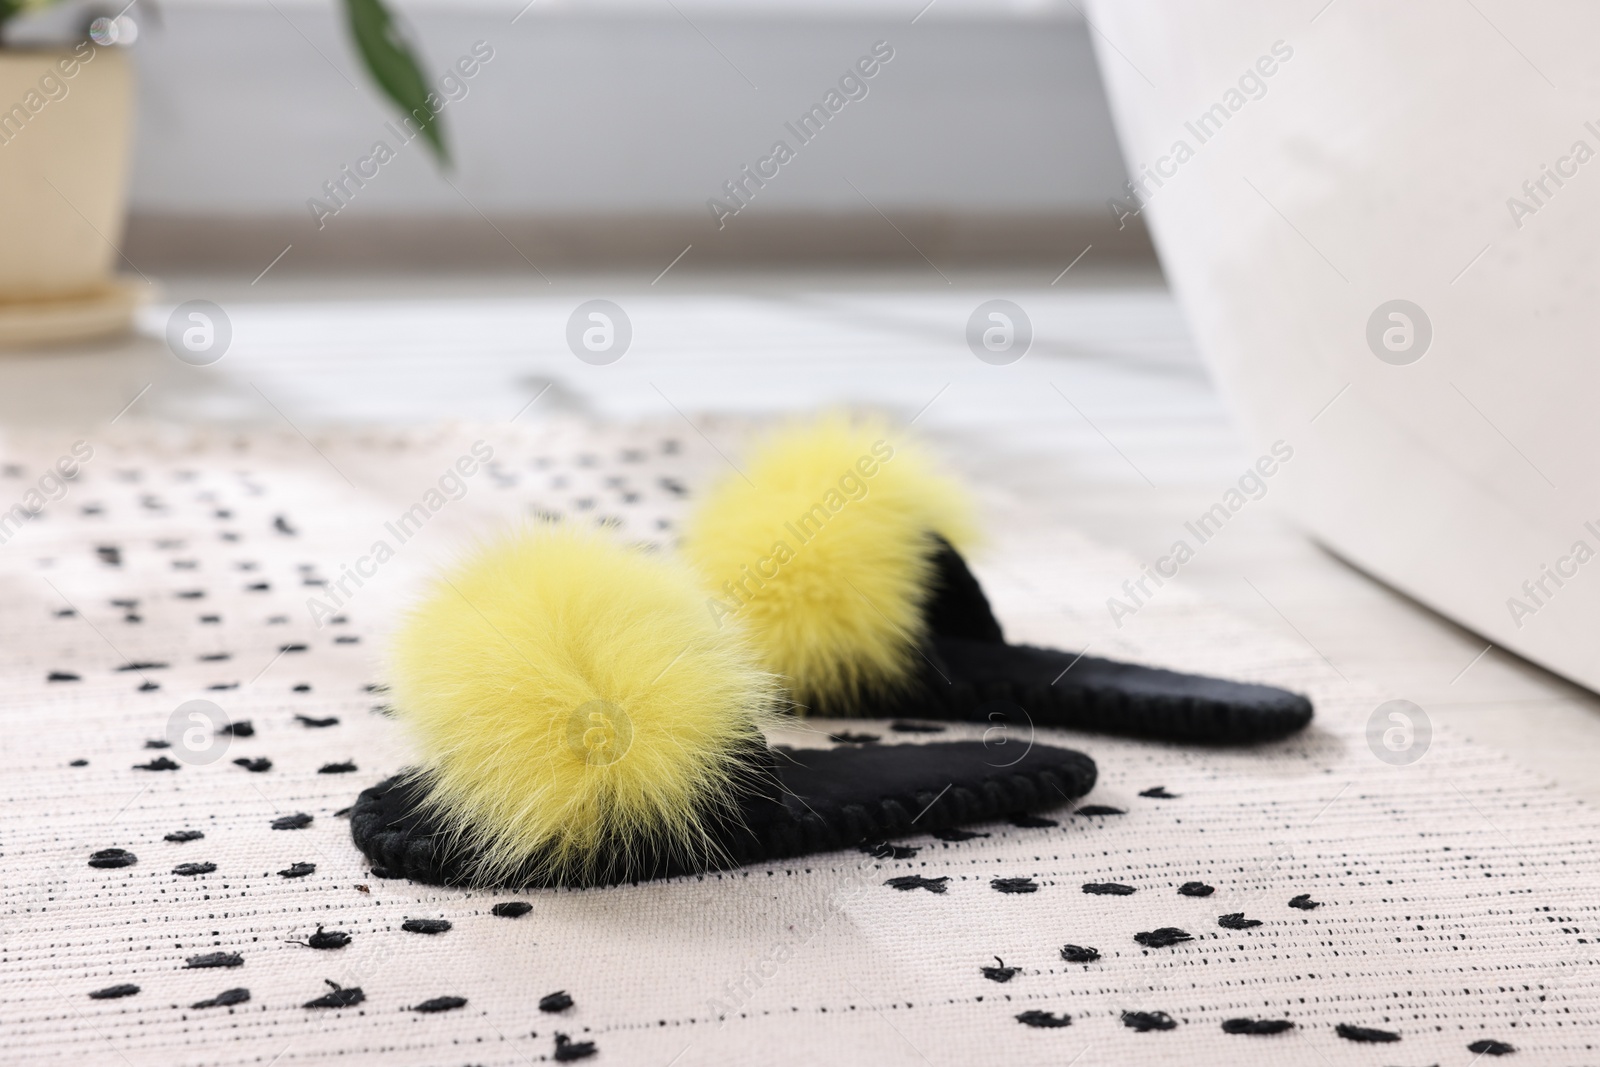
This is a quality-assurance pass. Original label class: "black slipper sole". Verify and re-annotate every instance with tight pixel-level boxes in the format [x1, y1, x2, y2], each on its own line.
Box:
[852, 540, 1314, 744]
[909, 637, 1315, 744]
[350, 740, 1096, 888]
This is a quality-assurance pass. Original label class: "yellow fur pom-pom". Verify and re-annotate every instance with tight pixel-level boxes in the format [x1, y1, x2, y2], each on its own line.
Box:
[388, 524, 777, 884]
[681, 414, 976, 713]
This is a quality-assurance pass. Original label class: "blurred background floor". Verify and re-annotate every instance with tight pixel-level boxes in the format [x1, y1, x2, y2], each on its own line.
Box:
[4, 262, 1598, 801]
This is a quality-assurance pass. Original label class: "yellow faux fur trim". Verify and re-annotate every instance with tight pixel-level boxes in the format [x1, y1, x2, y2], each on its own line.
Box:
[388, 523, 777, 884]
[681, 414, 975, 713]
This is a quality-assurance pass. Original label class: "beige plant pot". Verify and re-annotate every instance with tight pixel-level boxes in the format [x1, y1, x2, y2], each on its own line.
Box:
[0, 44, 140, 345]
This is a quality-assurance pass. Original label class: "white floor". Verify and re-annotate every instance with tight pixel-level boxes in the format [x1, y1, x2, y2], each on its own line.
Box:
[5, 265, 1598, 800]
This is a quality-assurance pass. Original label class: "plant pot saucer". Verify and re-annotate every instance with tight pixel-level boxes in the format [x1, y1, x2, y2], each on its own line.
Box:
[0, 278, 148, 349]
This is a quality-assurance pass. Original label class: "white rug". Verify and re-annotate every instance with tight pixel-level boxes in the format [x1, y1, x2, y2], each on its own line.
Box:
[1, 418, 1595, 1066]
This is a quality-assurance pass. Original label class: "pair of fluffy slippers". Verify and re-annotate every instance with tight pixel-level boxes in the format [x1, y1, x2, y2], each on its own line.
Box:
[351, 417, 1311, 889]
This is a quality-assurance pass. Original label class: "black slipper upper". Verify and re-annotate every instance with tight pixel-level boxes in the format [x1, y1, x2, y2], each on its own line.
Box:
[817, 538, 1313, 743]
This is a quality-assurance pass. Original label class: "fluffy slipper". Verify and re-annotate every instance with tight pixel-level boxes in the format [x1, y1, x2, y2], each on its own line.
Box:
[348, 524, 1095, 888]
[680, 415, 1312, 743]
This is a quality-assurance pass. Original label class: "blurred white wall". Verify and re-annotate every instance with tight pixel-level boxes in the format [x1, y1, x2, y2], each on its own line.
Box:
[13, 0, 1145, 265]
[129, 1, 1122, 213]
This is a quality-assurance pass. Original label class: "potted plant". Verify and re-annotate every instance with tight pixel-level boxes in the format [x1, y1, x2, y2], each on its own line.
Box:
[0, 0, 446, 346]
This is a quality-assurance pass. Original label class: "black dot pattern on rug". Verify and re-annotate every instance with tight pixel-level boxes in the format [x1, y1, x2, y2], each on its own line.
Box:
[828, 731, 879, 744]
[980, 958, 1018, 983]
[1222, 1018, 1294, 1035]
[930, 828, 988, 842]
[88, 848, 136, 869]
[1134, 928, 1193, 948]
[413, 996, 467, 1013]
[552, 1034, 597, 1062]
[88, 983, 140, 1000]
[192, 988, 250, 1009]
[1336, 1023, 1400, 1043]
[1217, 913, 1262, 930]
[884, 875, 948, 893]
[1468, 1039, 1516, 1056]
[1082, 882, 1135, 896]
[185, 952, 243, 969]
[401, 918, 452, 935]
[16, 428, 1590, 1062]
[492, 902, 533, 918]
[888, 721, 945, 733]
[303, 927, 351, 950]
[304, 981, 364, 1009]
[539, 991, 574, 1013]
[991, 876, 1038, 894]
[1123, 1011, 1177, 1032]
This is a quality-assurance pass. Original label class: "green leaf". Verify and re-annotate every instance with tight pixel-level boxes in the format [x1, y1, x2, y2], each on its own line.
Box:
[3, 0, 66, 39]
[342, 0, 449, 168]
